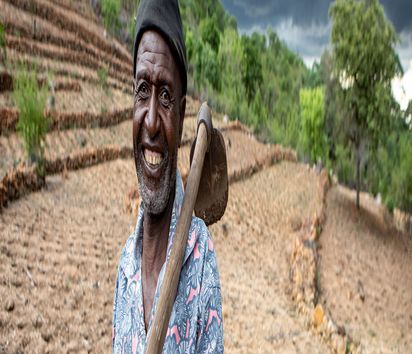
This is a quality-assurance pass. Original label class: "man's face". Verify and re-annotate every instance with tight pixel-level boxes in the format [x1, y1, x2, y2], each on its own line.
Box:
[133, 30, 185, 215]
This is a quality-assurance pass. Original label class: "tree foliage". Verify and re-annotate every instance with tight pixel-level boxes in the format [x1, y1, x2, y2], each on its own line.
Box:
[299, 87, 327, 164]
[330, 0, 401, 208]
[390, 132, 412, 212]
[101, 0, 121, 34]
[241, 34, 263, 105]
[0, 21, 6, 64]
[180, 0, 308, 147]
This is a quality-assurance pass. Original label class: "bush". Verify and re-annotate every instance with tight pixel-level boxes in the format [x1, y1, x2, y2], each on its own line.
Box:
[0, 21, 6, 64]
[299, 86, 328, 164]
[334, 144, 354, 187]
[97, 65, 108, 89]
[389, 132, 412, 212]
[12, 67, 48, 165]
[101, 0, 121, 34]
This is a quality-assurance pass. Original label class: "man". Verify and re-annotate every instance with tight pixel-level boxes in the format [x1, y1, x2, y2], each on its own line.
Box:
[112, 0, 224, 352]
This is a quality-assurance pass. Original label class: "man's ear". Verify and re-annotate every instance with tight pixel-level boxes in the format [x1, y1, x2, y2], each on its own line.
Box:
[178, 95, 186, 147]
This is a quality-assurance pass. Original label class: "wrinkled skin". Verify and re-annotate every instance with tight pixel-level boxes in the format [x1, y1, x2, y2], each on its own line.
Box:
[133, 30, 186, 331]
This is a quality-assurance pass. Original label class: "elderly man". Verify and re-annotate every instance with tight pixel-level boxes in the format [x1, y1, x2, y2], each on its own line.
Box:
[112, 0, 224, 352]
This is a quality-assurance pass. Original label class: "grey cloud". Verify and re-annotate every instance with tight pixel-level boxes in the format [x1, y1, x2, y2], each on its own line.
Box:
[223, 0, 412, 68]
[223, 0, 412, 32]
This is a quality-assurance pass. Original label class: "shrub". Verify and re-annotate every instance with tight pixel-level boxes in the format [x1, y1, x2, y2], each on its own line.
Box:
[97, 65, 108, 89]
[101, 0, 121, 34]
[334, 144, 354, 187]
[12, 67, 48, 166]
[0, 21, 6, 64]
[299, 86, 328, 164]
[389, 132, 412, 213]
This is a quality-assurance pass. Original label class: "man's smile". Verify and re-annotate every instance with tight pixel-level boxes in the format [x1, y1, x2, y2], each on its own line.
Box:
[139, 144, 169, 183]
[144, 148, 164, 167]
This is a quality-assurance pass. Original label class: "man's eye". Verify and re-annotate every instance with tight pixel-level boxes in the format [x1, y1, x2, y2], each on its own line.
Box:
[159, 89, 170, 105]
[136, 83, 149, 99]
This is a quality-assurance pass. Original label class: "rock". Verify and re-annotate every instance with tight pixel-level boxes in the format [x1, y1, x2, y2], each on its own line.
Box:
[41, 331, 52, 343]
[313, 304, 324, 328]
[357, 280, 365, 302]
[17, 320, 26, 329]
[221, 223, 228, 237]
[33, 315, 43, 329]
[289, 216, 302, 232]
[4, 299, 14, 312]
[92, 281, 99, 289]
[76, 133, 87, 148]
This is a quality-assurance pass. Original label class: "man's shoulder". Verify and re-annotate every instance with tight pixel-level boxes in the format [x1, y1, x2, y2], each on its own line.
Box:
[187, 216, 214, 258]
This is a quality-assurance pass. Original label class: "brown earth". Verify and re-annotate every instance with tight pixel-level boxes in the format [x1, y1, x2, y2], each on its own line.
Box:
[209, 162, 330, 353]
[0, 112, 230, 179]
[0, 156, 330, 354]
[318, 185, 412, 353]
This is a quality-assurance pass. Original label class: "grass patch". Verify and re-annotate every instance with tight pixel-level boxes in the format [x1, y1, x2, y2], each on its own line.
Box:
[12, 65, 48, 168]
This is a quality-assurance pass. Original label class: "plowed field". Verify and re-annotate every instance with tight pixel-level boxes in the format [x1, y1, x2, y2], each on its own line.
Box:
[0, 158, 329, 353]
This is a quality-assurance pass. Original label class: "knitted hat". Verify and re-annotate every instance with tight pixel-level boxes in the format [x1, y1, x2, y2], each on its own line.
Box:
[133, 0, 187, 95]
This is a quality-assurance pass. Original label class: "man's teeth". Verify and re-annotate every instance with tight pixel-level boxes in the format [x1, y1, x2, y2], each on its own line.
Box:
[144, 149, 163, 166]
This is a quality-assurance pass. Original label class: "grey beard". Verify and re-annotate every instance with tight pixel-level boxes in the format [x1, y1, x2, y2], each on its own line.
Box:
[136, 153, 176, 216]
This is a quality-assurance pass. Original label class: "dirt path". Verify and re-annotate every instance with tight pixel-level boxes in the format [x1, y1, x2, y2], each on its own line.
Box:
[318, 185, 412, 353]
[0, 157, 330, 353]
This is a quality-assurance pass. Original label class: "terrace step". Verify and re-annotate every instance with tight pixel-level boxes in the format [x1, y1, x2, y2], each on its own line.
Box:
[1, 0, 131, 65]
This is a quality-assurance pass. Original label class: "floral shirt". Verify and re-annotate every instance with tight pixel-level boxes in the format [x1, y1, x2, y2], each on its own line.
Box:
[112, 171, 224, 353]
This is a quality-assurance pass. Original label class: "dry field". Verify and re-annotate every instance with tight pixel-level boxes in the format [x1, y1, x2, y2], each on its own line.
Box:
[0, 156, 329, 353]
[318, 186, 412, 353]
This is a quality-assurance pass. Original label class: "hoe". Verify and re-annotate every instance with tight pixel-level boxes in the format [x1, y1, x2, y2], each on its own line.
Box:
[145, 102, 229, 353]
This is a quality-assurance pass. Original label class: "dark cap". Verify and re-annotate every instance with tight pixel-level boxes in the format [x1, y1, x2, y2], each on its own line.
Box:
[133, 0, 187, 95]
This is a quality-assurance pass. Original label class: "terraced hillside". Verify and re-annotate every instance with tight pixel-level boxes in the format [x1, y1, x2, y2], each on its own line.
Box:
[1, 1, 411, 354]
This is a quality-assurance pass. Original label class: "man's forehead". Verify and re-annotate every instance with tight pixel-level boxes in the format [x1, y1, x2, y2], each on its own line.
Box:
[135, 30, 180, 86]
[137, 30, 172, 57]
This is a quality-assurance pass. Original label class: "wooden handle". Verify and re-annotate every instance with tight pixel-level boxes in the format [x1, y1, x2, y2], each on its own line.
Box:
[145, 121, 209, 354]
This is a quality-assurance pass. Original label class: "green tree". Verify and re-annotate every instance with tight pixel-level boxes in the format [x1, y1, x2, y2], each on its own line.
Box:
[329, 0, 401, 208]
[101, 0, 121, 34]
[241, 35, 263, 105]
[389, 132, 412, 212]
[299, 87, 327, 163]
[216, 27, 244, 118]
[199, 16, 220, 53]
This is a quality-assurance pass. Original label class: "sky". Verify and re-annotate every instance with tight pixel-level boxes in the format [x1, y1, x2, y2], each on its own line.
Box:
[221, 0, 412, 109]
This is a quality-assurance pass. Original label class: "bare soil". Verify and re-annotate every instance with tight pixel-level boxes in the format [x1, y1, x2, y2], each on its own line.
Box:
[0, 154, 330, 353]
[0, 112, 226, 179]
[210, 162, 329, 353]
[318, 185, 412, 353]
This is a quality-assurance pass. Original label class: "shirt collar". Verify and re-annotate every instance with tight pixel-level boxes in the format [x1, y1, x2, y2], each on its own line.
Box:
[120, 170, 197, 281]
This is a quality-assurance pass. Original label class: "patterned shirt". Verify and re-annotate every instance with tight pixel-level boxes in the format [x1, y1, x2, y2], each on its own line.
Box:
[112, 171, 224, 353]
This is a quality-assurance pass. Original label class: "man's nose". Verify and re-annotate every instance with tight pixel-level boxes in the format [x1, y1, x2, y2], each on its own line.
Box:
[145, 91, 160, 138]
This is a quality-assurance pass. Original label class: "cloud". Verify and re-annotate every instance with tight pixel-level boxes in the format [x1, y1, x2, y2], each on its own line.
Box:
[226, 0, 331, 26]
[392, 60, 412, 111]
[223, 0, 412, 69]
[223, 0, 412, 32]
[398, 31, 412, 72]
[380, 0, 412, 32]
[240, 18, 331, 68]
